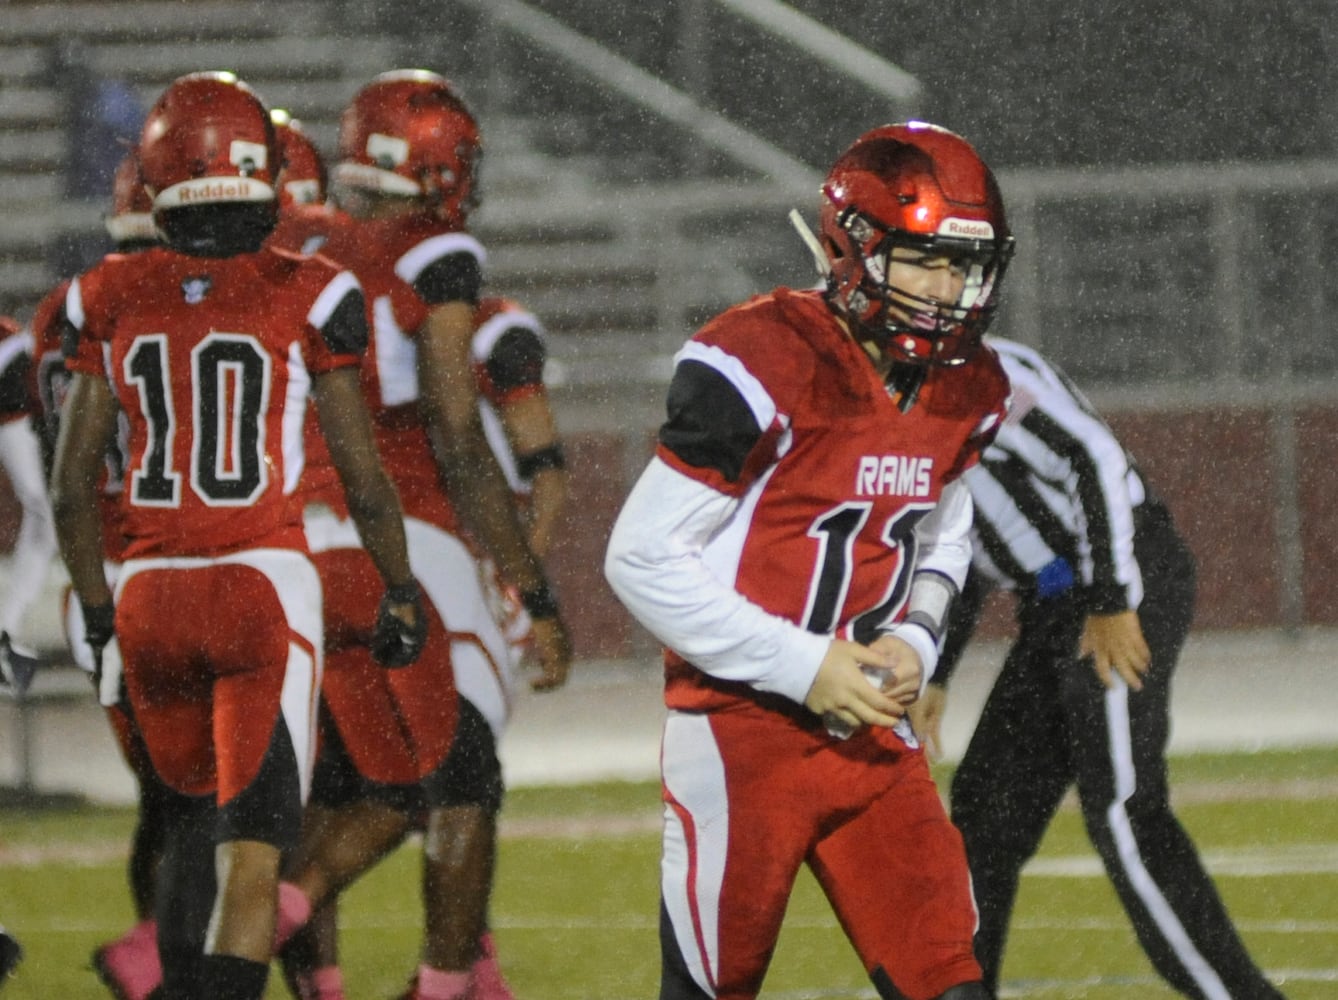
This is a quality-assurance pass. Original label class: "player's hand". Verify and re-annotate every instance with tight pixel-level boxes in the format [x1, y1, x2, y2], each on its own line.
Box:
[909, 683, 947, 760]
[371, 582, 428, 668]
[1080, 610, 1150, 691]
[868, 632, 926, 706]
[804, 639, 904, 735]
[527, 615, 572, 692]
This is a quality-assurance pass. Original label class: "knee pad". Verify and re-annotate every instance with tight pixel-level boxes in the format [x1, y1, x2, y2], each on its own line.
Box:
[218, 719, 301, 848]
[421, 699, 504, 813]
[310, 709, 423, 813]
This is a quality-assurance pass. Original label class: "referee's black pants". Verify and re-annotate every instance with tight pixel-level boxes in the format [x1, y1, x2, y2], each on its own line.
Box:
[950, 506, 1284, 999]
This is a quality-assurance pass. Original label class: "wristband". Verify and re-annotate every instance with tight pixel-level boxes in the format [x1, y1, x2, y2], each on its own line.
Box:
[889, 620, 940, 690]
[518, 581, 560, 619]
[515, 444, 567, 480]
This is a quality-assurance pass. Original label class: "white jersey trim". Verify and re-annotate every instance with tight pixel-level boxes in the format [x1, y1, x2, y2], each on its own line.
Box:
[673, 340, 780, 438]
[282, 342, 310, 496]
[306, 269, 362, 332]
[394, 231, 486, 286]
[661, 711, 729, 995]
[471, 307, 545, 364]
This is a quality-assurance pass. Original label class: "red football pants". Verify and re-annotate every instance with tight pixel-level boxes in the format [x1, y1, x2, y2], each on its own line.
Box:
[660, 706, 981, 999]
[304, 509, 462, 788]
[115, 550, 321, 808]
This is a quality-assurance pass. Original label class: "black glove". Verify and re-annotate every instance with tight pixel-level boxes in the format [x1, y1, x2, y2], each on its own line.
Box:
[83, 600, 116, 656]
[82, 600, 116, 691]
[371, 581, 428, 668]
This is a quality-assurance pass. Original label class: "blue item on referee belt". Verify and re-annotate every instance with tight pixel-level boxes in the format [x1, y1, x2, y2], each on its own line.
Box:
[1035, 556, 1075, 599]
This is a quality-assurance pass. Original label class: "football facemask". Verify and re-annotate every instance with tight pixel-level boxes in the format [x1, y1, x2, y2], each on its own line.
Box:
[837, 209, 1013, 366]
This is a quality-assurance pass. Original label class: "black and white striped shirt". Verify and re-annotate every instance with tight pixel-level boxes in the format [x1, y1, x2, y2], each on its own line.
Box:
[965, 336, 1146, 614]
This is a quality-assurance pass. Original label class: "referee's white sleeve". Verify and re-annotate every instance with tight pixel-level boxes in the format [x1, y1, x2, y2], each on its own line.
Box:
[0, 418, 56, 638]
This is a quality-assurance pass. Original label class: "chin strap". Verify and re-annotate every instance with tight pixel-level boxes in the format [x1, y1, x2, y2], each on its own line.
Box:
[788, 209, 831, 281]
[886, 361, 927, 412]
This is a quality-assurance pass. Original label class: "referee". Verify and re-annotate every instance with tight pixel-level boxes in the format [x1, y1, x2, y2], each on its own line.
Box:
[914, 336, 1286, 999]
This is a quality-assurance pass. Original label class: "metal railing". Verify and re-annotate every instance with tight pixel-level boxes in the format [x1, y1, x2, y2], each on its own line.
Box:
[473, 158, 1338, 409]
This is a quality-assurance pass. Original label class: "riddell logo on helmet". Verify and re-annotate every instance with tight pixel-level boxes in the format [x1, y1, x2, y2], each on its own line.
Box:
[157, 177, 274, 208]
[176, 179, 254, 203]
[939, 217, 994, 239]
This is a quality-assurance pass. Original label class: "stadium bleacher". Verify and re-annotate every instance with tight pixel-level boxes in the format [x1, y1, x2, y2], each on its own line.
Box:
[4, 1, 1338, 686]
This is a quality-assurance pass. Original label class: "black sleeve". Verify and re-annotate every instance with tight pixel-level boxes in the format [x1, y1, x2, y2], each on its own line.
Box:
[658, 359, 763, 484]
[933, 567, 991, 687]
[319, 286, 369, 356]
[59, 310, 82, 362]
[0, 353, 32, 419]
[486, 326, 546, 393]
[33, 353, 68, 469]
[412, 250, 483, 306]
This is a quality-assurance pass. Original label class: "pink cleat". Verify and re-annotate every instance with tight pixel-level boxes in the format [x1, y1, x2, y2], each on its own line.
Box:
[298, 965, 346, 1000]
[91, 920, 161, 1000]
[274, 881, 313, 950]
[469, 933, 516, 1000]
[400, 965, 471, 1000]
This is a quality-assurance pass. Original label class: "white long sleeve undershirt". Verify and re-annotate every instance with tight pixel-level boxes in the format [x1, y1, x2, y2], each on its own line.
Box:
[605, 456, 830, 706]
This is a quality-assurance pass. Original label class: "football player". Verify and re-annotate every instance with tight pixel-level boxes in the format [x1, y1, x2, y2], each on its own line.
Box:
[0, 923, 20, 987]
[30, 147, 214, 1000]
[270, 109, 328, 217]
[258, 72, 571, 1000]
[0, 313, 55, 695]
[50, 71, 424, 1000]
[913, 335, 1288, 999]
[277, 296, 569, 1000]
[605, 122, 1013, 1000]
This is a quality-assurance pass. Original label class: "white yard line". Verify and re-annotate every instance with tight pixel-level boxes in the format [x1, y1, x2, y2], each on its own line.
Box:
[1024, 842, 1338, 877]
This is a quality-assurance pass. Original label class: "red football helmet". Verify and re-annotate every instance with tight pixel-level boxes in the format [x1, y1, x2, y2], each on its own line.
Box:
[819, 121, 1014, 366]
[103, 149, 158, 246]
[138, 72, 278, 254]
[140, 71, 277, 209]
[271, 108, 327, 213]
[334, 69, 481, 225]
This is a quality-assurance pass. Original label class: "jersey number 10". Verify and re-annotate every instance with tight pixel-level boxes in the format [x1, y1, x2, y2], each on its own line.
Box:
[125, 332, 272, 507]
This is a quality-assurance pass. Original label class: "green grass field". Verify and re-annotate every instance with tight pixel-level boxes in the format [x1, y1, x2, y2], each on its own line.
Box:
[2, 747, 1335, 999]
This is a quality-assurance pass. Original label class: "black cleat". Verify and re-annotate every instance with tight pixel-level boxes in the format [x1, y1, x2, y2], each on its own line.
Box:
[0, 929, 22, 981]
[0, 633, 41, 698]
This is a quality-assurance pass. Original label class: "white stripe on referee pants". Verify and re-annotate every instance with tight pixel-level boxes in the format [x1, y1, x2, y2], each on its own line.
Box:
[1104, 679, 1230, 1000]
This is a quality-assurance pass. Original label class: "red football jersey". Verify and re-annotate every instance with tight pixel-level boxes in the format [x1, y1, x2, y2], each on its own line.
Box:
[655, 287, 1009, 711]
[270, 209, 485, 531]
[65, 245, 365, 560]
